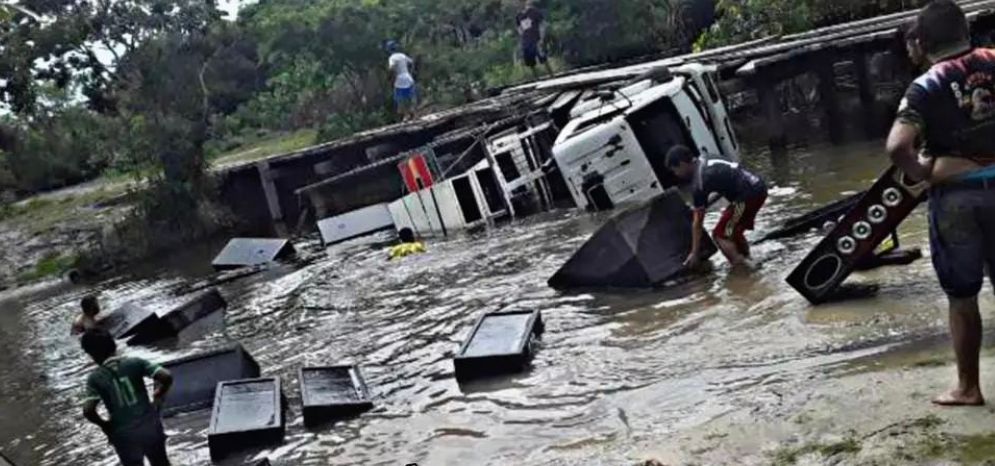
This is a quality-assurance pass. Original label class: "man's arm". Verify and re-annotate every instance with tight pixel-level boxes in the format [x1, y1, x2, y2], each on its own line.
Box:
[82, 399, 111, 434]
[886, 121, 932, 182]
[685, 209, 705, 267]
[70, 319, 84, 336]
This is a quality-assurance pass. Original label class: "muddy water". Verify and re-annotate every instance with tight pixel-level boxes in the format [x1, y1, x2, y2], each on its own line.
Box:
[1, 141, 982, 466]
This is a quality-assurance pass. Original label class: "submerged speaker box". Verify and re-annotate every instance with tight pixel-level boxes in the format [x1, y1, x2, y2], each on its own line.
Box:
[548, 191, 717, 290]
[787, 166, 928, 304]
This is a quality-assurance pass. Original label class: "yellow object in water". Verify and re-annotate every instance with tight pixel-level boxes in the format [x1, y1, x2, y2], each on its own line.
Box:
[389, 242, 427, 260]
[875, 236, 896, 254]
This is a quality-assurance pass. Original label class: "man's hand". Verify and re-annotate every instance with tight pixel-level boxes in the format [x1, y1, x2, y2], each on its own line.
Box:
[83, 400, 113, 437]
[684, 252, 700, 269]
[887, 121, 929, 182]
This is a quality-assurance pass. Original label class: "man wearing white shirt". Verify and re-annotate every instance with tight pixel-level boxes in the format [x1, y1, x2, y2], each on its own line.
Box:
[387, 41, 417, 121]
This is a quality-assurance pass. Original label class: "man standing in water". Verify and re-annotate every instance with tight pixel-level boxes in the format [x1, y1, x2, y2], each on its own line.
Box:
[387, 40, 417, 121]
[666, 145, 768, 268]
[71, 295, 101, 336]
[887, 0, 995, 406]
[81, 329, 174, 465]
[516, 0, 553, 78]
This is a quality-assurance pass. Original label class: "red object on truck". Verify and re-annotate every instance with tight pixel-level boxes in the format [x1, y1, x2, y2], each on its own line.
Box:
[398, 153, 435, 193]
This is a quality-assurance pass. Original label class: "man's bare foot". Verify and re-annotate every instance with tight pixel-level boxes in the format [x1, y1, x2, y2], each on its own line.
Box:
[932, 387, 985, 406]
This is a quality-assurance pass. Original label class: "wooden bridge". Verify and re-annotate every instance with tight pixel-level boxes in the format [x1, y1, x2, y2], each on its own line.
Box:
[218, 0, 995, 232]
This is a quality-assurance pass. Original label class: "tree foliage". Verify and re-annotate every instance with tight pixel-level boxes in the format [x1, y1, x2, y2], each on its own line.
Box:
[696, 0, 925, 50]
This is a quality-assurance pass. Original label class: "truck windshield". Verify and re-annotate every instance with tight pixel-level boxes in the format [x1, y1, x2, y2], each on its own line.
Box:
[627, 98, 696, 190]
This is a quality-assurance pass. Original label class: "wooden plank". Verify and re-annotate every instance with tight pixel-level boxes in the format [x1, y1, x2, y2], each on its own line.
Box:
[853, 52, 878, 139]
[739, 7, 995, 77]
[816, 57, 844, 144]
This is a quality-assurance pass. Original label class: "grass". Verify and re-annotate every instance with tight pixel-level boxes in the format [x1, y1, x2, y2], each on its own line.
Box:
[917, 432, 995, 465]
[210, 129, 318, 168]
[17, 252, 79, 283]
[0, 183, 132, 234]
[771, 438, 862, 465]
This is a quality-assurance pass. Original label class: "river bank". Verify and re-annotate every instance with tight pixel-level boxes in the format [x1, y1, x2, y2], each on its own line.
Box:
[6, 141, 994, 465]
[642, 342, 995, 465]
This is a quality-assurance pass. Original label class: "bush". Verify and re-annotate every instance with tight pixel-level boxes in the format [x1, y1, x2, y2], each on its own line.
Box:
[1, 110, 117, 193]
[696, 0, 927, 51]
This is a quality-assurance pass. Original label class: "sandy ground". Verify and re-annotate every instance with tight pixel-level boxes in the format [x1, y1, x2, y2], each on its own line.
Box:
[642, 345, 995, 465]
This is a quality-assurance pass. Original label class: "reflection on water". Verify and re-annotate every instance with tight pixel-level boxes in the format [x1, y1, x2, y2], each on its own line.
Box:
[0, 141, 984, 465]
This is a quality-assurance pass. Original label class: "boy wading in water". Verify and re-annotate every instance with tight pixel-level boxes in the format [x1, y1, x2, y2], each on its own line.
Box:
[666, 146, 768, 268]
[389, 227, 427, 261]
[887, 0, 995, 406]
[80, 329, 174, 465]
[71, 295, 101, 336]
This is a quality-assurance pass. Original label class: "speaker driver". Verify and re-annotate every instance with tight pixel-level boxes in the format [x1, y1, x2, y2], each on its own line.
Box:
[804, 254, 844, 290]
[883, 188, 903, 208]
[868, 205, 888, 224]
[853, 221, 872, 240]
[837, 236, 857, 255]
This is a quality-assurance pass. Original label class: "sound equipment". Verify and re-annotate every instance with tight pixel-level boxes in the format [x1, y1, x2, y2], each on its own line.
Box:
[208, 378, 285, 462]
[758, 191, 865, 242]
[454, 310, 544, 381]
[160, 345, 261, 416]
[212, 238, 296, 270]
[548, 191, 717, 290]
[787, 166, 928, 304]
[159, 288, 227, 335]
[300, 366, 374, 427]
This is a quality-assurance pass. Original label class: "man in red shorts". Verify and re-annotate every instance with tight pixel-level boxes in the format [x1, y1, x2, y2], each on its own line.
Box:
[667, 145, 768, 267]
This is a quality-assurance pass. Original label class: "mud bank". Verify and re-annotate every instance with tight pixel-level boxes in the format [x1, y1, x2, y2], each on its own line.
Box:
[642, 338, 995, 465]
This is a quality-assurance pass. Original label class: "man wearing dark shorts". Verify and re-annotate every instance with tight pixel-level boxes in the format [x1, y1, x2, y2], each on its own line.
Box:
[81, 329, 174, 465]
[886, 1, 995, 406]
[516, 0, 553, 77]
[667, 145, 768, 267]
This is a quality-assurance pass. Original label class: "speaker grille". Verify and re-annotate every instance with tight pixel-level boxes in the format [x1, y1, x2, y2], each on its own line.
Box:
[804, 254, 844, 291]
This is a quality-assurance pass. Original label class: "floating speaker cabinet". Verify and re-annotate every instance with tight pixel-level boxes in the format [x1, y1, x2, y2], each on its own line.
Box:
[787, 166, 928, 304]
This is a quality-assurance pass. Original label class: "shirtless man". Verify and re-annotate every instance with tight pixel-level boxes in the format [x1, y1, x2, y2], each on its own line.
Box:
[71, 295, 101, 336]
[886, 0, 995, 406]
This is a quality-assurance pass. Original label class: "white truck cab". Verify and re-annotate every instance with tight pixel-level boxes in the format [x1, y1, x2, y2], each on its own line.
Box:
[553, 64, 740, 211]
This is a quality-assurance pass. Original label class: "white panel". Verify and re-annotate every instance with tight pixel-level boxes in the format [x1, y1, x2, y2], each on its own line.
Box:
[317, 203, 395, 245]
[433, 181, 466, 231]
[388, 199, 415, 233]
[417, 189, 444, 234]
[403, 193, 433, 234]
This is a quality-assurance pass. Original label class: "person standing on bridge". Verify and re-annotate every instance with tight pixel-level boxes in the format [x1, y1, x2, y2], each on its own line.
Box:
[80, 329, 174, 465]
[667, 145, 768, 268]
[516, 0, 553, 78]
[387, 40, 417, 121]
[887, 0, 995, 406]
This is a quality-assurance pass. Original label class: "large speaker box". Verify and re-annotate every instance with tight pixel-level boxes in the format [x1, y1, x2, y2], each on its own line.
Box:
[787, 166, 928, 304]
[548, 191, 717, 290]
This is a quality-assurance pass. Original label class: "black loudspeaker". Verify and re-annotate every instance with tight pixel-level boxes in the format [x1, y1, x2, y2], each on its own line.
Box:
[548, 191, 717, 290]
[787, 166, 928, 304]
[160, 345, 261, 416]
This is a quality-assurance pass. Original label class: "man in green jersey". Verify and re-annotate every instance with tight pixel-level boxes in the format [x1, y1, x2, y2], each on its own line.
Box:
[80, 329, 174, 466]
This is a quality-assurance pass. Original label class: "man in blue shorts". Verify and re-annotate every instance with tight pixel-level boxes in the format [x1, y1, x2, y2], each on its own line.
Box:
[516, 0, 553, 78]
[387, 41, 417, 121]
[887, 0, 995, 406]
